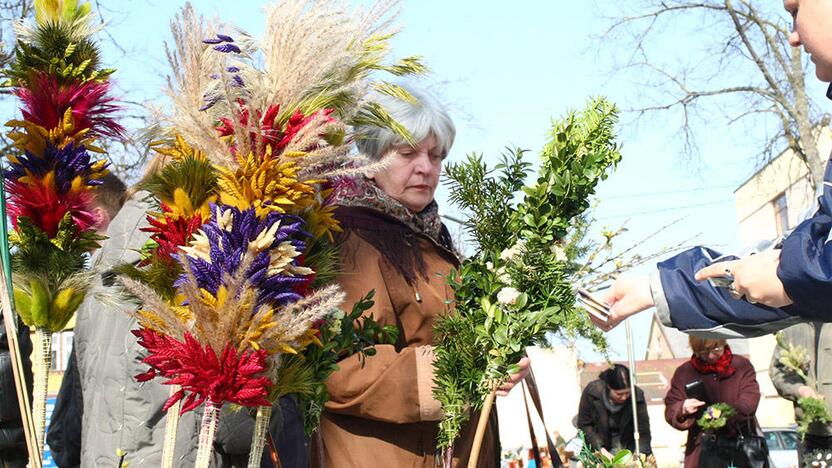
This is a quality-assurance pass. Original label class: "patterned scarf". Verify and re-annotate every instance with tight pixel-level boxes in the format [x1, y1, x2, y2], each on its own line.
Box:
[690, 344, 736, 379]
[331, 176, 456, 284]
[332, 175, 447, 245]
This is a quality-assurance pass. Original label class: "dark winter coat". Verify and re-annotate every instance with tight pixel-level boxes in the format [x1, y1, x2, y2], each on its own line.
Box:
[47, 348, 82, 468]
[576, 379, 652, 455]
[664, 354, 761, 467]
[0, 313, 32, 466]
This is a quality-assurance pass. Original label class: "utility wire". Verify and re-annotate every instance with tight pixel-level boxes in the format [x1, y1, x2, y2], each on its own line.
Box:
[598, 199, 734, 220]
[602, 184, 740, 199]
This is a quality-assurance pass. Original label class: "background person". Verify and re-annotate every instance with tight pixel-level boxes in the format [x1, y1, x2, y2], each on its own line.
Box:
[576, 364, 652, 459]
[664, 336, 761, 467]
[770, 322, 832, 466]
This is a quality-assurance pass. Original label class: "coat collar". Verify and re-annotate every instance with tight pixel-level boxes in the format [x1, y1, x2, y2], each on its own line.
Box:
[332, 176, 455, 256]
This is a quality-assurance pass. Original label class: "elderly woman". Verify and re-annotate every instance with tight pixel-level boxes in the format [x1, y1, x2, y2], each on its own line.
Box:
[664, 336, 761, 467]
[313, 85, 528, 467]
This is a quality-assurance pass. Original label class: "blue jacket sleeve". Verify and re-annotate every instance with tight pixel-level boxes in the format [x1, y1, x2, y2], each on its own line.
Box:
[654, 247, 799, 337]
[776, 159, 832, 320]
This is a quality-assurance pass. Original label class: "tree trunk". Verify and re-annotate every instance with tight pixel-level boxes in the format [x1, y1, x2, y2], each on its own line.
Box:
[791, 47, 826, 187]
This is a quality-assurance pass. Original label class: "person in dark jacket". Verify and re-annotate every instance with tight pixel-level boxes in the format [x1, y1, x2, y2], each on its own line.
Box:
[576, 364, 651, 458]
[591, 0, 832, 338]
[0, 312, 33, 468]
[664, 336, 761, 467]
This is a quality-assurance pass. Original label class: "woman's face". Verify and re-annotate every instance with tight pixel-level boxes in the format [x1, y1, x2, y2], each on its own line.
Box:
[697, 345, 725, 365]
[608, 387, 631, 405]
[371, 134, 443, 213]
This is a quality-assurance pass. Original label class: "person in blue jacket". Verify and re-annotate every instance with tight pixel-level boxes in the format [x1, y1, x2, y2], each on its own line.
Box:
[595, 0, 832, 338]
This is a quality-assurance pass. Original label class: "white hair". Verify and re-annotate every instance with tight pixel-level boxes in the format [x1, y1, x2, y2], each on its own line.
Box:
[355, 84, 455, 161]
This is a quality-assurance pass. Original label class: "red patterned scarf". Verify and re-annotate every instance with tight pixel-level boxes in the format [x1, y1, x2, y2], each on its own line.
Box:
[690, 344, 736, 379]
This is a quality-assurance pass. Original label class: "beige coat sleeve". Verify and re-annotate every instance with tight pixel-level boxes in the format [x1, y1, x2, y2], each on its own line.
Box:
[323, 233, 442, 424]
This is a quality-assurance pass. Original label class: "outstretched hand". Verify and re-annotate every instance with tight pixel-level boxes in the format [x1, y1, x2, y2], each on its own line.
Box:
[593, 276, 655, 332]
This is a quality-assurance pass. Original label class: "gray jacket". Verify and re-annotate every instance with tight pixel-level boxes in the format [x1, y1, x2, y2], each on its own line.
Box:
[73, 194, 288, 467]
[769, 322, 832, 436]
[74, 194, 200, 466]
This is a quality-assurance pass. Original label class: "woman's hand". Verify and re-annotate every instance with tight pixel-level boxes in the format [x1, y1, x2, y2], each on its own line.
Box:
[694, 250, 793, 307]
[798, 385, 819, 399]
[496, 356, 531, 397]
[595, 276, 655, 331]
[682, 398, 706, 416]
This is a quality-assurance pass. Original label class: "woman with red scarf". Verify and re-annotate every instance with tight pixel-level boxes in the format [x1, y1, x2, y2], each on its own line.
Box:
[664, 336, 761, 467]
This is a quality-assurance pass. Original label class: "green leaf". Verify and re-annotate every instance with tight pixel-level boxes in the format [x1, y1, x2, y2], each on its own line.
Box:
[612, 450, 632, 465]
[514, 293, 528, 310]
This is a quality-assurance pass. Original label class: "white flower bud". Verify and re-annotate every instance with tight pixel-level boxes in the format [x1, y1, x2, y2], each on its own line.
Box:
[550, 244, 568, 263]
[496, 267, 511, 285]
[497, 287, 521, 306]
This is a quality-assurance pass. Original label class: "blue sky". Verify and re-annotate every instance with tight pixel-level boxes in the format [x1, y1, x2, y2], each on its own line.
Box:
[8, 1, 830, 360]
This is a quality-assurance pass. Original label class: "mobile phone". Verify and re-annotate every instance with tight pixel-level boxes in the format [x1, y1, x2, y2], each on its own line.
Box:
[707, 273, 734, 289]
[685, 380, 708, 403]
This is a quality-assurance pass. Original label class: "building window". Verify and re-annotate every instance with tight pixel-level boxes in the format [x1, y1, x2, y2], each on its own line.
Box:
[773, 192, 789, 236]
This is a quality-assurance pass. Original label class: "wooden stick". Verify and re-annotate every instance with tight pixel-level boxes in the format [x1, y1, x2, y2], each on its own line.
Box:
[625, 320, 641, 458]
[247, 405, 272, 467]
[315, 430, 326, 468]
[161, 385, 182, 468]
[0, 175, 41, 467]
[0, 265, 41, 468]
[443, 445, 455, 468]
[266, 432, 283, 468]
[467, 383, 498, 468]
[195, 401, 221, 468]
[32, 328, 51, 456]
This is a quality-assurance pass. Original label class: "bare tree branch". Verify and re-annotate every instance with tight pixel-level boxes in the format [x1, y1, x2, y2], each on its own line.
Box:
[0, 1, 148, 183]
[601, 0, 828, 186]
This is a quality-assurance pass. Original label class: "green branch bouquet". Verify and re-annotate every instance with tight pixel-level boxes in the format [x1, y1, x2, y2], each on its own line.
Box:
[433, 97, 620, 466]
[577, 431, 656, 468]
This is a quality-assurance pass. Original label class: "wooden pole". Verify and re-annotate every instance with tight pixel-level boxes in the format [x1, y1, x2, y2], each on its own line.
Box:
[0, 279, 41, 467]
[467, 382, 498, 468]
[266, 432, 284, 468]
[194, 401, 221, 468]
[625, 319, 640, 459]
[161, 385, 182, 468]
[443, 445, 455, 468]
[32, 327, 51, 455]
[0, 176, 41, 467]
[247, 405, 273, 467]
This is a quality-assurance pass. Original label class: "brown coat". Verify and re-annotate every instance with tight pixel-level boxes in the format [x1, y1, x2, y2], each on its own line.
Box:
[663, 354, 760, 467]
[312, 206, 499, 468]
